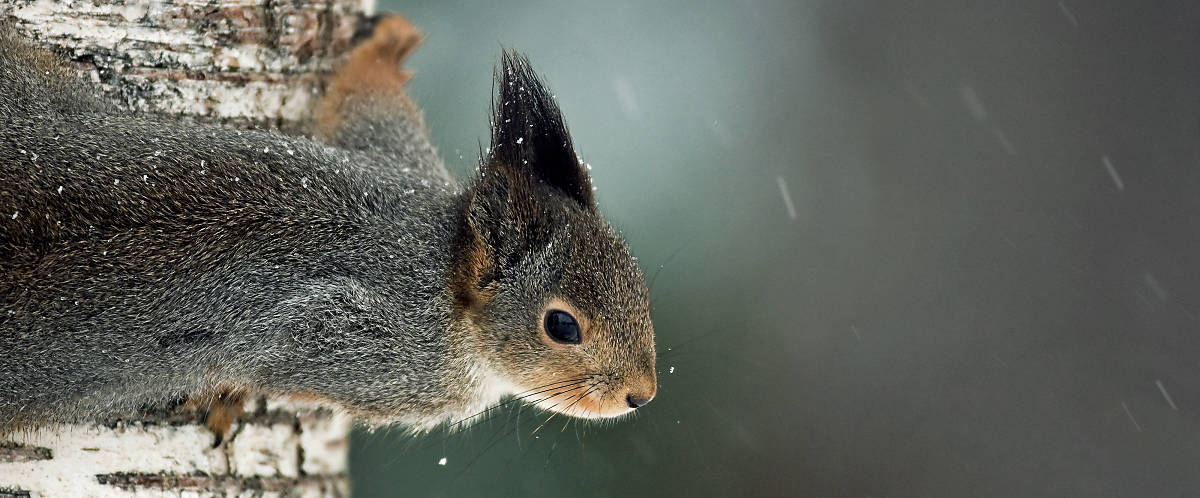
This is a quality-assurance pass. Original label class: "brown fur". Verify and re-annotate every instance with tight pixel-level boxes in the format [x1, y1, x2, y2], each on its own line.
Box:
[450, 202, 498, 317]
[315, 15, 424, 139]
[184, 383, 249, 446]
[0, 17, 657, 436]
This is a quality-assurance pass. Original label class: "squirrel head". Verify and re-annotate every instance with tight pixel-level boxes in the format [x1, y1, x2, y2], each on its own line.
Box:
[452, 51, 656, 419]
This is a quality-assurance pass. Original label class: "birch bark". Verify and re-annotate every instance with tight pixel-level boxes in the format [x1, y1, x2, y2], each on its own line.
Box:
[0, 1, 371, 495]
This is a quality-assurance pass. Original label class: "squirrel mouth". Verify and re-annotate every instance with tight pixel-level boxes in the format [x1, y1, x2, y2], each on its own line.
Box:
[525, 381, 632, 420]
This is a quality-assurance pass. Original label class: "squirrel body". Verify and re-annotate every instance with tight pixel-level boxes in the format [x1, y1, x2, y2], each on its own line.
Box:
[0, 17, 656, 436]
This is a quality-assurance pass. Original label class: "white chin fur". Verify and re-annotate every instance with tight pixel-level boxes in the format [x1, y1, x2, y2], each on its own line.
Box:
[445, 361, 519, 426]
[529, 394, 634, 420]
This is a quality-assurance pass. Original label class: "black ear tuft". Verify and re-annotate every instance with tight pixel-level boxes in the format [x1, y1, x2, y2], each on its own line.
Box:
[485, 50, 594, 206]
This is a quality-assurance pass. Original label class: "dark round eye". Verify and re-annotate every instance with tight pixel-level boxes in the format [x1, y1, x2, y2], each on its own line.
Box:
[544, 310, 582, 344]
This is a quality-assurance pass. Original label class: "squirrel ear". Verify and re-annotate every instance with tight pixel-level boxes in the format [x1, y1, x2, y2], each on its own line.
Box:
[482, 50, 594, 207]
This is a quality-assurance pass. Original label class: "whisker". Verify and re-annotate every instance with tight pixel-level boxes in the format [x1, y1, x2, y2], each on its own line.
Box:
[449, 384, 587, 481]
[538, 385, 601, 471]
[452, 414, 522, 480]
[542, 421, 567, 471]
[559, 385, 598, 421]
[648, 239, 691, 293]
[529, 398, 570, 439]
[657, 319, 747, 358]
[416, 379, 589, 451]
[532, 385, 597, 437]
[445, 377, 589, 429]
[514, 377, 592, 399]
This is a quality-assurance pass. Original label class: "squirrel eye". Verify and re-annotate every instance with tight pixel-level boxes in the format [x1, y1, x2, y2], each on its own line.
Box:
[544, 310, 582, 344]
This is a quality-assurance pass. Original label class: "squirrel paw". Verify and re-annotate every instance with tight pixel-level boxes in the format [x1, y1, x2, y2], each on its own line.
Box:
[185, 386, 248, 448]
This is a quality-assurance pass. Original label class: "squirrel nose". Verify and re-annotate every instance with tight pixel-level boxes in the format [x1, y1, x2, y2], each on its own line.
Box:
[625, 393, 652, 409]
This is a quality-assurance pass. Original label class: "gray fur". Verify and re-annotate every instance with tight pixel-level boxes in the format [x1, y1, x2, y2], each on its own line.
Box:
[0, 30, 655, 433]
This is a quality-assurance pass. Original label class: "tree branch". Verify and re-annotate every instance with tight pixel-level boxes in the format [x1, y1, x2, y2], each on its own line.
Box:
[0, 1, 371, 495]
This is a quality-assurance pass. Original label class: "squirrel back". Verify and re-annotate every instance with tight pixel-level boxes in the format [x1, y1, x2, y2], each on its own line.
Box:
[0, 17, 656, 435]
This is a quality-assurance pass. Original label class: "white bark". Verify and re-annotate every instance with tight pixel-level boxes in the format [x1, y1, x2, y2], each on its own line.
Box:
[0, 1, 371, 495]
[1, 399, 353, 497]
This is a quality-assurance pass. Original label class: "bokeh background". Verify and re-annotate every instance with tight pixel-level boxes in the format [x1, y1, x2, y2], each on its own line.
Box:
[353, 1, 1200, 496]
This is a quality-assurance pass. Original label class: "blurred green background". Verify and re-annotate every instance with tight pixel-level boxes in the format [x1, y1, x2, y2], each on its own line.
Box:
[352, 1, 1200, 496]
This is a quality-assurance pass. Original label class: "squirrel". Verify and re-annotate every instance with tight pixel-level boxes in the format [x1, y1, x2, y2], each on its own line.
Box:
[0, 15, 657, 442]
